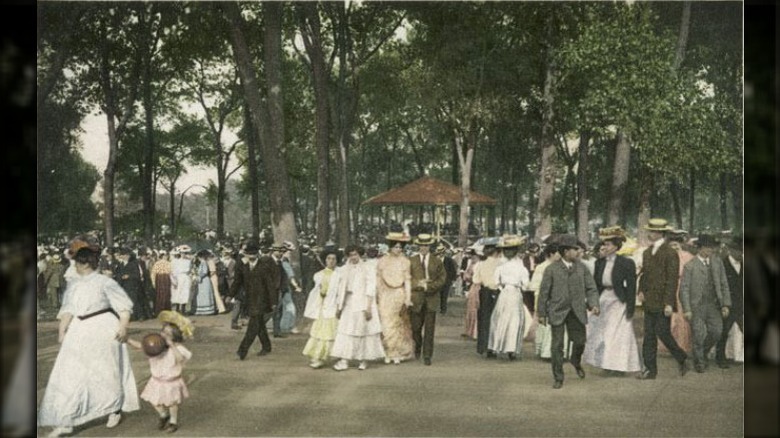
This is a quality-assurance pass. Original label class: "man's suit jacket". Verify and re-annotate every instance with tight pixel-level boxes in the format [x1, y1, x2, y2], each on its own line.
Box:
[638, 241, 680, 312]
[722, 255, 743, 318]
[594, 255, 637, 318]
[115, 259, 141, 296]
[537, 259, 599, 326]
[680, 256, 731, 314]
[230, 256, 280, 316]
[409, 253, 446, 313]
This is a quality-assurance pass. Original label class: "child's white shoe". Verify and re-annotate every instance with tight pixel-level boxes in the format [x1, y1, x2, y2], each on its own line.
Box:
[333, 359, 349, 371]
[358, 361, 368, 370]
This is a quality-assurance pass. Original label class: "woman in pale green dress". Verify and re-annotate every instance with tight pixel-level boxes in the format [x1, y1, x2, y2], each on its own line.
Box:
[302, 251, 341, 368]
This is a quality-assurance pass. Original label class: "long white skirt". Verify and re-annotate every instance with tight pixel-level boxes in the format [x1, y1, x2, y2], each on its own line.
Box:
[583, 289, 641, 372]
[331, 294, 384, 361]
[38, 313, 139, 427]
[171, 274, 191, 305]
[488, 285, 526, 354]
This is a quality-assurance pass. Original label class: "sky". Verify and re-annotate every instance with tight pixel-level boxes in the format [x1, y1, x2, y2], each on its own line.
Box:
[79, 109, 241, 199]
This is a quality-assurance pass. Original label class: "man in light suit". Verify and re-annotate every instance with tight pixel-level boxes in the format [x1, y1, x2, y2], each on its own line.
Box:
[538, 234, 600, 389]
[680, 234, 732, 373]
[409, 234, 447, 366]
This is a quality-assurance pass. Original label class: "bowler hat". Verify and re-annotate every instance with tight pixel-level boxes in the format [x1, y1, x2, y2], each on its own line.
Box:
[557, 234, 579, 249]
[244, 242, 260, 255]
[598, 226, 627, 242]
[695, 234, 720, 248]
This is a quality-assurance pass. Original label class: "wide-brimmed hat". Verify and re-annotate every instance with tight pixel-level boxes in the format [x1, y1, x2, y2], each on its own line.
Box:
[598, 226, 627, 242]
[481, 236, 500, 247]
[498, 235, 526, 249]
[643, 218, 673, 232]
[695, 234, 720, 248]
[178, 244, 192, 254]
[414, 233, 436, 246]
[158, 310, 195, 339]
[385, 232, 411, 243]
[270, 242, 286, 252]
[557, 234, 579, 249]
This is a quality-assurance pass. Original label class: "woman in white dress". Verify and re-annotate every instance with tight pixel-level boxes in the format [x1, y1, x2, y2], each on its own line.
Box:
[488, 236, 531, 360]
[331, 245, 385, 371]
[38, 243, 139, 437]
[302, 250, 341, 368]
[170, 245, 192, 314]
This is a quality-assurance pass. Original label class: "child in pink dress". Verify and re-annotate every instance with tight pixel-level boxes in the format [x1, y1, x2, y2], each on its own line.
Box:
[127, 312, 193, 433]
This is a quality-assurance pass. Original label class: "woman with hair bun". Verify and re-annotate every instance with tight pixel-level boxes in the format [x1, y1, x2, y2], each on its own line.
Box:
[38, 242, 139, 437]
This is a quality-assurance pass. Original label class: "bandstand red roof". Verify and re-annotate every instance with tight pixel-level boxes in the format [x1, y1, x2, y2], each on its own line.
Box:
[362, 176, 497, 206]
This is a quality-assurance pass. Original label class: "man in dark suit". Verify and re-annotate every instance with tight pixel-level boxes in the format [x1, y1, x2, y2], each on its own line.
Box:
[114, 247, 148, 321]
[637, 218, 690, 380]
[538, 234, 600, 389]
[230, 242, 280, 360]
[716, 236, 743, 368]
[409, 234, 447, 365]
[438, 247, 458, 315]
[680, 234, 732, 373]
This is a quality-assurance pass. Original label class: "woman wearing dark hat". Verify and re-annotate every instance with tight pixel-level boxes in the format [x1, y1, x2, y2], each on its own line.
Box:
[583, 227, 641, 375]
[38, 244, 140, 436]
[375, 232, 415, 364]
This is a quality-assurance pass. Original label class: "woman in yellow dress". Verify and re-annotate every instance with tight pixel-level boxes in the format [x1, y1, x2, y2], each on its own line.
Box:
[375, 232, 415, 364]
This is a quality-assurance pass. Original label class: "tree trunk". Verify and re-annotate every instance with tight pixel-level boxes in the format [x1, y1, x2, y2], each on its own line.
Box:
[674, 1, 692, 70]
[455, 132, 475, 248]
[576, 131, 590, 243]
[535, 55, 557, 242]
[731, 174, 742, 233]
[224, 2, 298, 251]
[299, 3, 331, 246]
[688, 170, 696, 233]
[103, 119, 118, 248]
[637, 167, 653, 246]
[671, 181, 684, 229]
[142, 61, 155, 246]
[607, 131, 631, 226]
[168, 183, 176, 235]
[334, 5, 353, 248]
[242, 96, 261, 239]
[216, 161, 226, 237]
[719, 173, 729, 231]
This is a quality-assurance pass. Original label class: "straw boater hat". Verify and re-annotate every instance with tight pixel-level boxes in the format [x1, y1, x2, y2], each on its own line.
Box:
[414, 233, 436, 246]
[158, 310, 195, 339]
[643, 218, 673, 232]
[598, 226, 627, 243]
[270, 242, 286, 252]
[498, 234, 526, 249]
[385, 232, 411, 243]
[481, 236, 500, 247]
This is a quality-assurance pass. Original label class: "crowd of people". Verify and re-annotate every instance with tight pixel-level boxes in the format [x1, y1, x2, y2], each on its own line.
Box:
[32, 216, 777, 436]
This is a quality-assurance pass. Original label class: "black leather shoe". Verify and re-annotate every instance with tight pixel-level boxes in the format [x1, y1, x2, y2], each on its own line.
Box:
[552, 380, 563, 389]
[231, 324, 241, 330]
[679, 358, 691, 376]
[694, 363, 705, 373]
[575, 366, 585, 379]
[415, 351, 421, 360]
[273, 333, 287, 338]
[507, 353, 516, 361]
[424, 358, 431, 366]
[237, 351, 247, 361]
[158, 416, 170, 430]
[486, 351, 497, 359]
[257, 349, 270, 356]
[717, 361, 730, 369]
[637, 370, 656, 380]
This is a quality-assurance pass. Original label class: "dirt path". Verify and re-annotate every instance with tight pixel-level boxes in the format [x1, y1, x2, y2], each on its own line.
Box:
[36, 298, 743, 437]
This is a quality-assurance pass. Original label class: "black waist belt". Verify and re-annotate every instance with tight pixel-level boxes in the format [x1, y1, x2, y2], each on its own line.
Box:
[78, 308, 119, 320]
[481, 286, 499, 293]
